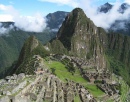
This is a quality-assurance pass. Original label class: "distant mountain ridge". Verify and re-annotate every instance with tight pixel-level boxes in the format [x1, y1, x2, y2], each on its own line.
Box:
[0, 11, 69, 78]
[0, 22, 14, 28]
[98, 2, 130, 35]
[0, 29, 54, 78]
[98, 2, 113, 13]
[98, 2, 130, 13]
[46, 11, 69, 31]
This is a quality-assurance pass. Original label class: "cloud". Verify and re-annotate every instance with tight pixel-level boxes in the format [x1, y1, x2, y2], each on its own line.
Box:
[0, 4, 47, 33]
[1, 0, 130, 33]
[0, 14, 13, 22]
[87, 2, 123, 29]
[110, 21, 127, 31]
[39, 0, 130, 30]
[14, 13, 47, 32]
[81, 1, 130, 29]
[125, 0, 130, 4]
[0, 4, 18, 16]
[38, 0, 79, 7]
[0, 23, 14, 35]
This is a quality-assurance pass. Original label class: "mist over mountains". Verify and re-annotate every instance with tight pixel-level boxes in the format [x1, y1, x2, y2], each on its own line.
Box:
[1, 2, 130, 35]
[98, 2, 130, 35]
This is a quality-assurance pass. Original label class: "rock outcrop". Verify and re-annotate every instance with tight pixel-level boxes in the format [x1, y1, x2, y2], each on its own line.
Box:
[49, 8, 107, 70]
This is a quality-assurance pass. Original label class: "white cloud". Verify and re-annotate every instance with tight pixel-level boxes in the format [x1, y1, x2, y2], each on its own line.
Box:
[0, 14, 13, 22]
[80, 1, 130, 29]
[1, 0, 130, 33]
[0, 4, 47, 32]
[14, 13, 47, 32]
[89, 2, 123, 29]
[39, 0, 130, 30]
[0, 4, 18, 16]
[0, 23, 14, 35]
[125, 0, 130, 4]
[39, 0, 79, 7]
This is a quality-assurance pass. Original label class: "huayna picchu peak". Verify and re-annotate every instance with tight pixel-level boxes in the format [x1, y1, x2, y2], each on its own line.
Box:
[0, 7, 130, 102]
[50, 8, 107, 70]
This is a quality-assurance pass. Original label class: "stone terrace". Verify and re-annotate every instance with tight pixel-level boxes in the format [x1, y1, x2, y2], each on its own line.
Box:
[0, 55, 96, 102]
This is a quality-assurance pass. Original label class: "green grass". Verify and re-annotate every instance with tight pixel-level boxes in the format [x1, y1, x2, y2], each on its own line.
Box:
[74, 95, 81, 102]
[85, 84, 105, 97]
[46, 61, 87, 83]
[120, 81, 129, 102]
[45, 61, 105, 98]
[106, 100, 114, 102]
[112, 74, 129, 102]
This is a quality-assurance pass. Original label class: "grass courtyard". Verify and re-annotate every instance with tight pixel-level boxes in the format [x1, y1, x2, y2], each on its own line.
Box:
[45, 60, 105, 97]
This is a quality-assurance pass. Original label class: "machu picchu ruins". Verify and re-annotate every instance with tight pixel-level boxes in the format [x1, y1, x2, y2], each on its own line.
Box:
[0, 54, 128, 102]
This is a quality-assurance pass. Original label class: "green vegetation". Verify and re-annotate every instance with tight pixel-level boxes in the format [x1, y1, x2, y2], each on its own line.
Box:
[107, 33, 130, 85]
[74, 95, 81, 102]
[0, 29, 54, 78]
[47, 39, 68, 54]
[85, 84, 104, 97]
[106, 55, 130, 101]
[61, 57, 75, 73]
[14, 36, 50, 75]
[45, 60, 105, 97]
[106, 55, 130, 85]
[106, 100, 114, 102]
[45, 61, 86, 83]
[112, 74, 129, 102]
[120, 80, 129, 102]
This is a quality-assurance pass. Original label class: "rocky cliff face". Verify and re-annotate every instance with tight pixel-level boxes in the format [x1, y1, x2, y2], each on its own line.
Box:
[51, 8, 107, 70]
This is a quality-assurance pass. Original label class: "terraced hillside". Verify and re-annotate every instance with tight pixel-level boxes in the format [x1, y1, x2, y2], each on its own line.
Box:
[0, 55, 129, 102]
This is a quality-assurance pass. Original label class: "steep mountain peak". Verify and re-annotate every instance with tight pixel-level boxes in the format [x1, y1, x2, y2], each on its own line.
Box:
[104, 2, 112, 6]
[14, 36, 50, 74]
[121, 3, 130, 9]
[119, 3, 130, 13]
[14, 36, 39, 68]
[99, 2, 113, 13]
[50, 7, 107, 70]
[27, 36, 39, 51]
[99, 2, 130, 14]
[71, 7, 84, 13]
[57, 8, 94, 50]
